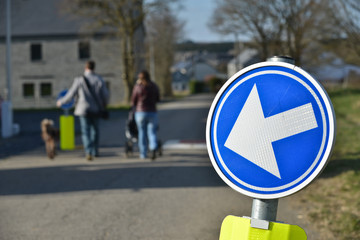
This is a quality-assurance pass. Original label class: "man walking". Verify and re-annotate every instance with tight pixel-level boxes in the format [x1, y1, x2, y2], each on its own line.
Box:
[57, 60, 109, 160]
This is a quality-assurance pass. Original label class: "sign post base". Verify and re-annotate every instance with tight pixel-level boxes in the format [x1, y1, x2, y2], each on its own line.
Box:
[220, 215, 307, 240]
[60, 115, 75, 150]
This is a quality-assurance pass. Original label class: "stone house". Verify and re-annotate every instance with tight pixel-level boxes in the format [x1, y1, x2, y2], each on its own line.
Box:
[0, 0, 145, 109]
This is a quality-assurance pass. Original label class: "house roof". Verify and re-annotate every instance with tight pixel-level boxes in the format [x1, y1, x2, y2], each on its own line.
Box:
[172, 59, 220, 81]
[304, 52, 360, 82]
[228, 49, 258, 66]
[310, 63, 360, 82]
[0, 0, 111, 38]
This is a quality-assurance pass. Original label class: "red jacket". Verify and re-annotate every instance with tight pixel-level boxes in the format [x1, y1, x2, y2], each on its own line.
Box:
[131, 81, 160, 112]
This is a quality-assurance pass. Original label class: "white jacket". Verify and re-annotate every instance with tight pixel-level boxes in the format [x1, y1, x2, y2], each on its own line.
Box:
[59, 71, 109, 116]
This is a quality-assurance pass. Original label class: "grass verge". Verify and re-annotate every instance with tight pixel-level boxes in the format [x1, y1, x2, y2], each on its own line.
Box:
[294, 88, 360, 239]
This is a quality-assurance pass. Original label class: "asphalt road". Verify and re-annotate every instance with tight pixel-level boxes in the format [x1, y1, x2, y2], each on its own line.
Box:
[0, 94, 319, 239]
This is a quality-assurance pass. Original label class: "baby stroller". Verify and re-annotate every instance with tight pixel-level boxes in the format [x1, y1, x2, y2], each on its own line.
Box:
[125, 109, 162, 158]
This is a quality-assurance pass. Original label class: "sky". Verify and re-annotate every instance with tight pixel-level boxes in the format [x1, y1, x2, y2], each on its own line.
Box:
[177, 0, 235, 43]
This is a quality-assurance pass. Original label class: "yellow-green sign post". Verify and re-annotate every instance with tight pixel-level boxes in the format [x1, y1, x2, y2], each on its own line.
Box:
[58, 89, 75, 150]
[60, 115, 75, 150]
[220, 215, 307, 240]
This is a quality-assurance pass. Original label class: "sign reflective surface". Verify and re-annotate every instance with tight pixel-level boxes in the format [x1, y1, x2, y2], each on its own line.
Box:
[206, 62, 336, 199]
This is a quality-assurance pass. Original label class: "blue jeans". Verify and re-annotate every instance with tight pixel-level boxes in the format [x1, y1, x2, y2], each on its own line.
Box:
[135, 112, 158, 158]
[79, 116, 99, 156]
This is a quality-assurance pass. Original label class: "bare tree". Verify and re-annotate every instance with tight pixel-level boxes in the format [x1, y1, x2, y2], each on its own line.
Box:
[209, 0, 283, 61]
[273, 0, 335, 65]
[66, 0, 145, 103]
[145, 3, 184, 97]
[209, 0, 334, 65]
[330, 0, 360, 58]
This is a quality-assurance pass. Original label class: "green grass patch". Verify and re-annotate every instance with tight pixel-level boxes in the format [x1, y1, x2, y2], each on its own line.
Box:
[296, 87, 360, 239]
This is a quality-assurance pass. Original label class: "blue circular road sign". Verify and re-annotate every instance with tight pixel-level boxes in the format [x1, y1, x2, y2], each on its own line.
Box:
[206, 62, 336, 199]
[57, 90, 74, 110]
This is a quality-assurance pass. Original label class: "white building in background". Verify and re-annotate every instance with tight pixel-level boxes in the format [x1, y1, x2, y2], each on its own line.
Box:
[228, 49, 360, 87]
[227, 49, 259, 77]
[171, 59, 226, 92]
[0, 0, 145, 109]
[306, 56, 360, 85]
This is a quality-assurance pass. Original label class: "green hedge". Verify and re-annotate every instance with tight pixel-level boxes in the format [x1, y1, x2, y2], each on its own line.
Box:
[189, 80, 205, 94]
[208, 76, 225, 93]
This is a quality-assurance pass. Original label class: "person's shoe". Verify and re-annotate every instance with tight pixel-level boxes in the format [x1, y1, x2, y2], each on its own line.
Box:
[86, 155, 93, 161]
[151, 150, 156, 161]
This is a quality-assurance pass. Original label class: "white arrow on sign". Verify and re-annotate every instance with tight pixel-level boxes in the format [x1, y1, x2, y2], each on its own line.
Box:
[224, 84, 318, 179]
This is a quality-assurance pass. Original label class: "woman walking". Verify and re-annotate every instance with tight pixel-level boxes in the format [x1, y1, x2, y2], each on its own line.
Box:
[131, 70, 160, 160]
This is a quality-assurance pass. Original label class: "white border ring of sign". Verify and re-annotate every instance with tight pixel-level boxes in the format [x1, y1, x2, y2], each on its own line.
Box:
[206, 61, 336, 199]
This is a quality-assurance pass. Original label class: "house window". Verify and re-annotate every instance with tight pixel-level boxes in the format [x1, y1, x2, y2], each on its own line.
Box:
[40, 83, 52, 97]
[79, 41, 90, 59]
[30, 43, 42, 61]
[23, 83, 35, 97]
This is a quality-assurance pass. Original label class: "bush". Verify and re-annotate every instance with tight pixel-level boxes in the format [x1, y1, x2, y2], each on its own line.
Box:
[189, 80, 205, 94]
[207, 76, 225, 93]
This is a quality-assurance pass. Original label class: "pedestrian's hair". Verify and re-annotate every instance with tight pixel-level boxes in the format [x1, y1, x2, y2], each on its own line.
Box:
[86, 60, 95, 71]
[139, 70, 151, 82]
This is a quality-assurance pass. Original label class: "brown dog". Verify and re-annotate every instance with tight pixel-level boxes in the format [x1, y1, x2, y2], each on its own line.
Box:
[41, 119, 59, 159]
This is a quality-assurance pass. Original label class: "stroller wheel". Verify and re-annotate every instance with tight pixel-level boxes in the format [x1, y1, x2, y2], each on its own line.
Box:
[125, 140, 133, 158]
